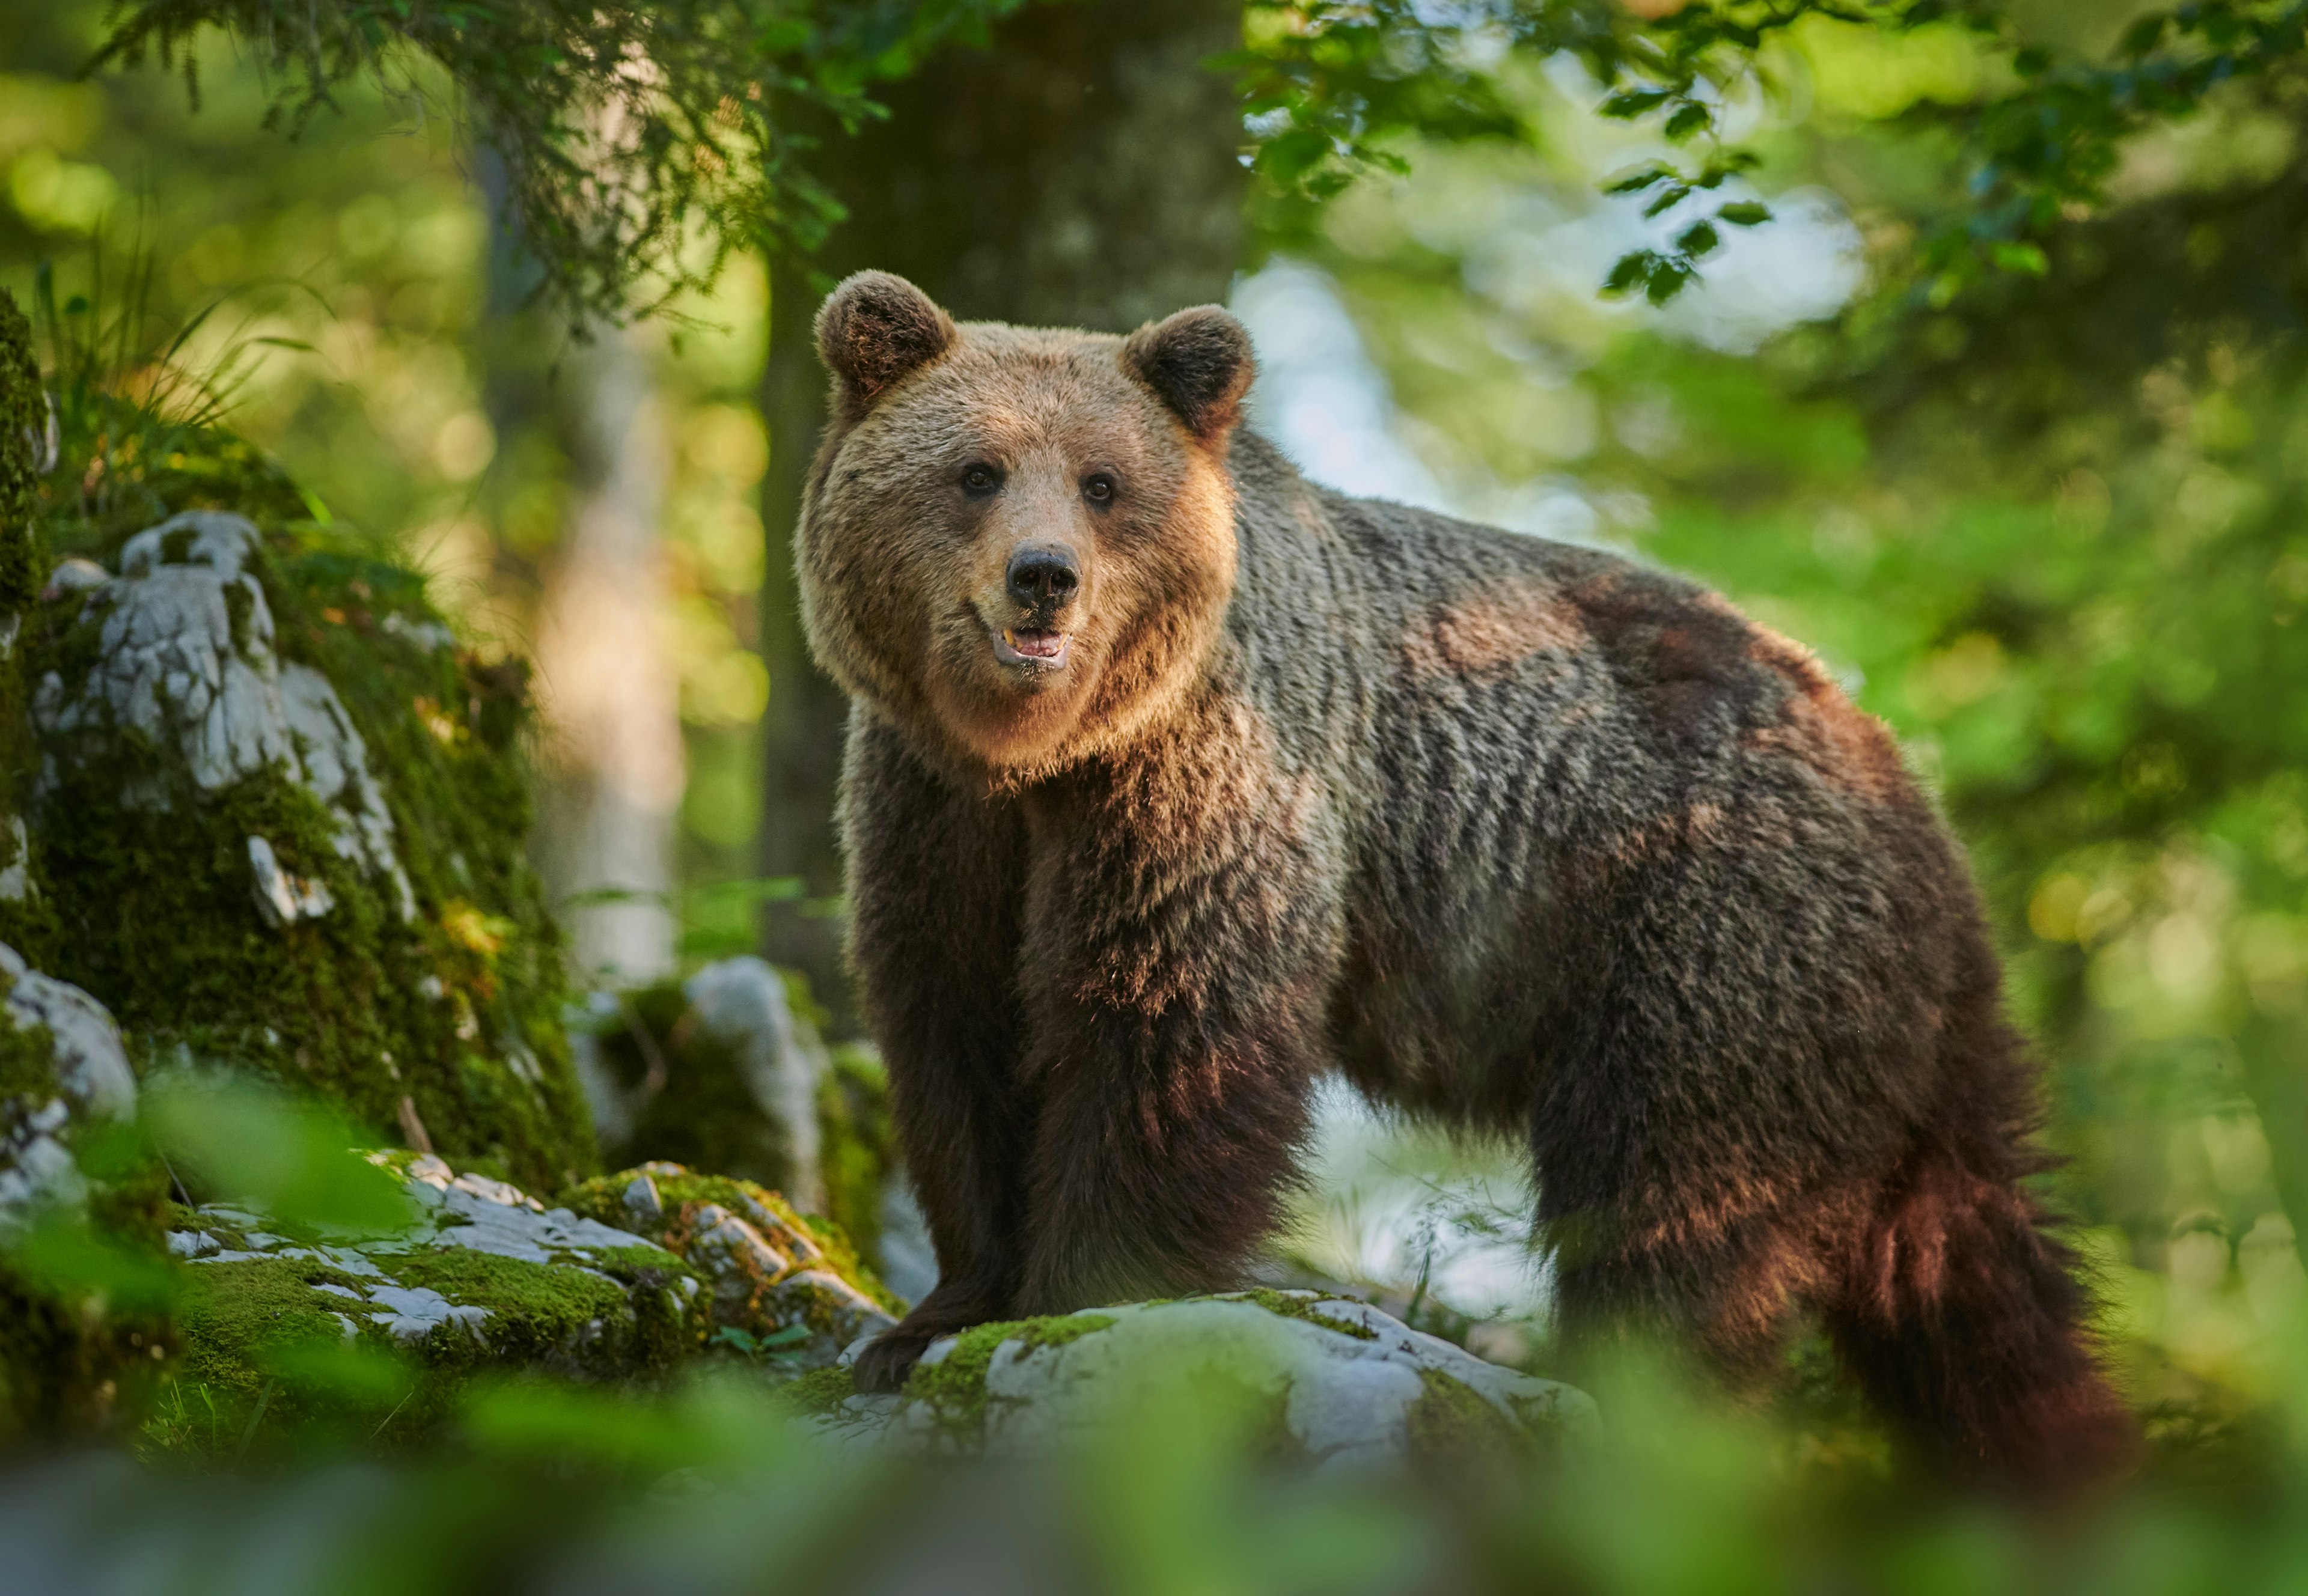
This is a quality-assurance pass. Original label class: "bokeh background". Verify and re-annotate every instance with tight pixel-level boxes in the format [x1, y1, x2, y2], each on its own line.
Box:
[5, 0, 2306, 1448]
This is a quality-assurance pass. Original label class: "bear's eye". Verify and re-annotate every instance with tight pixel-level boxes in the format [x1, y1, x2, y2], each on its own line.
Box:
[960, 461, 1002, 495]
[1082, 474, 1117, 505]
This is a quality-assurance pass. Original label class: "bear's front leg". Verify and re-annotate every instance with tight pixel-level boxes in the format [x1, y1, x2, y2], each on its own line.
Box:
[840, 719, 1036, 1392]
[1013, 998, 1326, 1314]
[1006, 746, 1343, 1315]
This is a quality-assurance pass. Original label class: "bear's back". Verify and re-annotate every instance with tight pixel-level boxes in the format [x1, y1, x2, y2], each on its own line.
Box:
[1218, 433, 1934, 1121]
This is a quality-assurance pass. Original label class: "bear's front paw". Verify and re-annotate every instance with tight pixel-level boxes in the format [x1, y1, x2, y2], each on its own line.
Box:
[852, 1326, 939, 1394]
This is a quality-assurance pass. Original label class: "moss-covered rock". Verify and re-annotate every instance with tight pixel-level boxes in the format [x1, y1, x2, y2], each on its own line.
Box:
[575, 958, 826, 1207]
[0, 292, 48, 958]
[804, 1291, 1598, 1470]
[150, 1151, 710, 1461]
[0, 290, 43, 615]
[817, 1041, 899, 1273]
[11, 499, 589, 1191]
[573, 958, 902, 1269]
[0, 941, 173, 1443]
[562, 1161, 899, 1366]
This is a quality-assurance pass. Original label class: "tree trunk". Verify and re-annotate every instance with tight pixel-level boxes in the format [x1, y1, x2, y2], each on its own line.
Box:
[477, 147, 682, 990]
[756, 0, 1246, 1021]
[531, 321, 682, 987]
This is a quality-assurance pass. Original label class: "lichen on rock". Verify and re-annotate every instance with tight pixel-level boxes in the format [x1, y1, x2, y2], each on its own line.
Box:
[804, 1291, 1596, 1472]
[562, 1161, 899, 1367]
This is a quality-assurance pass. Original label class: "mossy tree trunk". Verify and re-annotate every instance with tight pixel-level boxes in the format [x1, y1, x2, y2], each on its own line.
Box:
[755, 0, 1247, 1021]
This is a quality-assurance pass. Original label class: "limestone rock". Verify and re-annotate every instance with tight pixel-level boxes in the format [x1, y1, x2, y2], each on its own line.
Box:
[0, 944, 169, 1442]
[573, 958, 829, 1208]
[563, 1161, 900, 1367]
[685, 957, 825, 1211]
[31, 511, 415, 919]
[10, 496, 591, 1190]
[157, 1151, 707, 1458]
[573, 966, 902, 1280]
[169, 1149, 698, 1352]
[0, 941, 136, 1233]
[806, 1291, 1596, 1472]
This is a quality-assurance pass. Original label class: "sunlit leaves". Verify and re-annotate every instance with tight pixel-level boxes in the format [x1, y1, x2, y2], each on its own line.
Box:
[1241, 0, 2308, 309]
[88, 0, 1033, 326]
[1228, 1, 1525, 231]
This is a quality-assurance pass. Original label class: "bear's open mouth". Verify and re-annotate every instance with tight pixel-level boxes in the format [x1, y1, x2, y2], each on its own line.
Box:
[994, 627, 1071, 668]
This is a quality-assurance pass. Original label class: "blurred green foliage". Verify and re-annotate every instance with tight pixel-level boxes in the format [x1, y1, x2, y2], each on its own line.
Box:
[90, 0, 1036, 324]
[1238, 2, 2308, 308]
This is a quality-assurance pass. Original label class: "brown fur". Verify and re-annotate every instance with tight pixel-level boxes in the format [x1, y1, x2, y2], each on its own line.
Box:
[797, 273, 2137, 1488]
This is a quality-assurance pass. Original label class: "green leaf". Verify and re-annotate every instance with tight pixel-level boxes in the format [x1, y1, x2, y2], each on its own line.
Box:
[1603, 251, 1656, 296]
[1600, 88, 1673, 120]
[1258, 128, 1336, 186]
[1604, 165, 1677, 195]
[1643, 184, 1693, 218]
[1676, 220, 1722, 260]
[1663, 102, 1711, 142]
[1717, 201, 1772, 227]
[1990, 240, 2050, 276]
[1644, 258, 1697, 306]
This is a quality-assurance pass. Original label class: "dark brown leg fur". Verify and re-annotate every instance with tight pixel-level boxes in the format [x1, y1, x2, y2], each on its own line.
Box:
[1531, 829, 2136, 1487]
[1821, 1015, 2140, 1488]
[1013, 1000, 1319, 1315]
[841, 721, 1036, 1393]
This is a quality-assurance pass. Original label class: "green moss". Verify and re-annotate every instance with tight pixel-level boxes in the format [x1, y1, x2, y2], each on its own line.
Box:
[585, 977, 902, 1279]
[171, 1255, 373, 1393]
[1404, 1366, 1527, 1463]
[386, 1249, 641, 1365]
[900, 1312, 1118, 1443]
[154, 1254, 403, 1461]
[0, 993, 176, 1447]
[589, 979, 794, 1187]
[0, 975, 56, 1102]
[1226, 1288, 1381, 1340]
[11, 425, 594, 1192]
[784, 1363, 858, 1418]
[0, 290, 41, 611]
[0, 1243, 175, 1448]
[561, 1165, 902, 1315]
[819, 1043, 894, 1266]
[148, 1232, 710, 1463]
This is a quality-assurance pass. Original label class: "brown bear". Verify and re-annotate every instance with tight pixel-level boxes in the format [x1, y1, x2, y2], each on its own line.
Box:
[797, 270, 2135, 1483]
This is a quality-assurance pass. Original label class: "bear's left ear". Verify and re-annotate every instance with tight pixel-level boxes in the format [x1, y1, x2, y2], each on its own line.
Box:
[816, 271, 957, 422]
[1122, 306, 1256, 447]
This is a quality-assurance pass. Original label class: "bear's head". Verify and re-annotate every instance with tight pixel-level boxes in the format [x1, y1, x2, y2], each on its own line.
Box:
[796, 271, 1253, 778]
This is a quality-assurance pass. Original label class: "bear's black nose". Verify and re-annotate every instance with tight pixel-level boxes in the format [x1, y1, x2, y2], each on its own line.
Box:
[1006, 545, 1080, 609]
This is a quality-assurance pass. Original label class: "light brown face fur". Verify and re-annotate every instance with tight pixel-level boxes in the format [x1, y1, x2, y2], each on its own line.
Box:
[800, 298, 1244, 780]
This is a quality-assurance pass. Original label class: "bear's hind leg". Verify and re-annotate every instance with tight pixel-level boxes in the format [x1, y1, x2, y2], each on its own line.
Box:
[1543, 1193, 1831, 1401]
[1822, 1130, 2137, 1489]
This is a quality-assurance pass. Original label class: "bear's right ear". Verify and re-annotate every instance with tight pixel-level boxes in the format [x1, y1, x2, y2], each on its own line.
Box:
[815, 272, 956, 421]
[1122, 306, 1256, 448]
